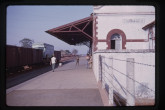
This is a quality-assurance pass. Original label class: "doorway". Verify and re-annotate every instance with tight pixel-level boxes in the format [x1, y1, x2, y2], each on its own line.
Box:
[110, 33, 122, 50]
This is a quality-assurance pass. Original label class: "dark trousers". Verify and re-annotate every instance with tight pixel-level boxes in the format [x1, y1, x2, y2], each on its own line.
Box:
[76, 60, 79, 65]
[87, 60, 89, 68]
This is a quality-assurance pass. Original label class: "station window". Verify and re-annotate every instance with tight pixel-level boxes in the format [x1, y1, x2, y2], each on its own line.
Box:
[106, 29, 126, 50]
[110, 33, 122, 50]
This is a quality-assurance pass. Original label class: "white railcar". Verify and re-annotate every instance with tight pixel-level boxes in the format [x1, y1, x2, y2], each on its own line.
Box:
[32, 43, 54, 59]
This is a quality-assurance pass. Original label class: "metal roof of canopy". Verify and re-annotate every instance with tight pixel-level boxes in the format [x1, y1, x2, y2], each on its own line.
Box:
[45, 16, 93, 47]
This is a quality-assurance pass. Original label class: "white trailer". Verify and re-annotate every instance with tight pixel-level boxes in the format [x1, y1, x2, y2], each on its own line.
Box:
[32, 43, 54, 59]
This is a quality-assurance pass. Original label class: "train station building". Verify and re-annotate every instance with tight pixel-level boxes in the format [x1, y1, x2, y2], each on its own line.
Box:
[46, 6, 155, 106]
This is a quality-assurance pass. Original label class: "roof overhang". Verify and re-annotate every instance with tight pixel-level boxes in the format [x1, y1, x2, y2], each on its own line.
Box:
[142, 21, 155, 30]
[46, 16, 93, 47]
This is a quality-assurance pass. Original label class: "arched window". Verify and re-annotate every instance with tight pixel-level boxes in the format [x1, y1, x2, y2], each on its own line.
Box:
[106, 29, 126, 49]
[111, 33, 122, 50]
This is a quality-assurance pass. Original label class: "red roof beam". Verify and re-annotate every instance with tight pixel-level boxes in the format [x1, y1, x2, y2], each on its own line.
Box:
[72, 25, 92, 40]
[82, 20, 92, 31]
[46, 16, 93, 32]
[52, 31, 80, 33]
[142, 21, 155, 30]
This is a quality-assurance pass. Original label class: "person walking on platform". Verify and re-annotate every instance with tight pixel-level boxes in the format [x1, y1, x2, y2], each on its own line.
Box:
[86, 54, 90, 69]
[50, 54, 56, 72]
[88, 55, 93, 69]
[76, 55, 79, 66]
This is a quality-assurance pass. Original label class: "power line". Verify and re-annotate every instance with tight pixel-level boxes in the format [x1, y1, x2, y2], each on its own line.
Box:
[102, 66, 126, 106]
[102, 64, 131, 106]
[102, 76, 122, 106]
[102, 56, 155, 67]
[99, 55, 155, 106]
[102, 61, 155, 92]
[103, 64, 127, 95]
[102, 69, 141, 105]
[103, 74, 129, 106]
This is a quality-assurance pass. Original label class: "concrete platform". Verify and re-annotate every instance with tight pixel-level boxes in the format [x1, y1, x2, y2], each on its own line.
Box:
[7, 89, 103, 106]
[6, 57, 104, 106]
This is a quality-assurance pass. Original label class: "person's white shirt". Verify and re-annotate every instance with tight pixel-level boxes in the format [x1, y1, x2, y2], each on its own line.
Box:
[51, 57, 56, 64]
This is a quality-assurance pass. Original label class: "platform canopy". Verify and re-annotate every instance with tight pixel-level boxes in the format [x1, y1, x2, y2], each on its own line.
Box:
[45, 16, 93, 47]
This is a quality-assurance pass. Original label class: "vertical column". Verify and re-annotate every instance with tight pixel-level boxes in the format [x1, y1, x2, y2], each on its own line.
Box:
[126, 58, 135, 106]
[108, 57, 114, 105]
[99, 55, 102, 82]
[102, 56, 105, 89]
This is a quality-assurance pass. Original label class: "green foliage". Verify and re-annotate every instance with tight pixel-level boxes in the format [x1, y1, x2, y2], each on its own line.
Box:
[72, 49, 78, 55]
[19, 38, 34, 48]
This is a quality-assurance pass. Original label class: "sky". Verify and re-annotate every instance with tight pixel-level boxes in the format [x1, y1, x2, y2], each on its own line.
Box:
[7, 5, 93, 54]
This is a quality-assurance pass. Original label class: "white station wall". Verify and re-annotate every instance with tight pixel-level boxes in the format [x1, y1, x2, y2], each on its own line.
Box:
[94, 6, 155, 50]
[93, 6, 155, 13]
[93, 51, 155, 99]
[92, 6, 155, 104]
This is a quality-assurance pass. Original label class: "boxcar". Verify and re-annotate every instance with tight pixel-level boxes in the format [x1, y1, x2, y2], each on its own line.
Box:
[32, 43, 54, 59]
[6, 45, 43, 69]
[54, 51, 61, 63]
[6, 45, 19, 68]
[32, 49, 43, 64]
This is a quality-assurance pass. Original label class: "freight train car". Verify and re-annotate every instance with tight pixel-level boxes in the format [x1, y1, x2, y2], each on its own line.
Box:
[6, 45, 43, 70]
[32, 43, 54, 59]
[54, 51, 61, 63]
